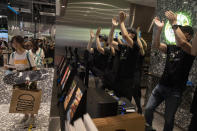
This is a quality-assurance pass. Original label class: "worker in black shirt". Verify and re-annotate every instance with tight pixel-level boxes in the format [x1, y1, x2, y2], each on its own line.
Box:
[132, 27, 147, 114]
[145, 11, 197, 131]
[108, 12, 145, 108]
[87, 28, 115, 88]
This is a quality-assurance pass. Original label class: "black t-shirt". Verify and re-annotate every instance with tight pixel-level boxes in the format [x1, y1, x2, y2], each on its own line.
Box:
[117, 42, 140, 78]
[93, 47, 112, 71]
[160, 45, 196, 90]
[136, 55, 145, 71]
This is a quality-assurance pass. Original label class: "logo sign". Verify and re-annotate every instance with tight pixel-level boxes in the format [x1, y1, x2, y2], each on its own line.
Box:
[164, 12, 191, 45]
[16, 94, 35, 111]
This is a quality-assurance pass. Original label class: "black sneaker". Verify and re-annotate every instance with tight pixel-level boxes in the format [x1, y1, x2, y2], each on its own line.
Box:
[145, 125, 156, 131]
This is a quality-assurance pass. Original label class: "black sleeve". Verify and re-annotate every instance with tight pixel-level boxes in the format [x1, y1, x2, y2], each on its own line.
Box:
[104, 47, 111, 56]
[118, 44, 124, 51]
[166, 45, 175, 54]
[133, 42, 140, 50]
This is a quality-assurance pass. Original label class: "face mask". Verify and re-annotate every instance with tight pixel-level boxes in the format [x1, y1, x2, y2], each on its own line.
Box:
[139, 31, 141, 38]
[100, 42, 104, 47]
[122, 39, 128, 44]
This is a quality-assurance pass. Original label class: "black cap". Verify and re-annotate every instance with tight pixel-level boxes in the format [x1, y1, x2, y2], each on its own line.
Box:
[119, 27, 137, 41]
[119, 27, 137, 36]
[99, 34, 108, 42]
[178, 25, 194, 36]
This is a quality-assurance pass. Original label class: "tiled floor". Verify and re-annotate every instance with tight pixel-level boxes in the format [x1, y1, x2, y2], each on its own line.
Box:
[0, 68, 54, 131]
[153, 112, 182, 131]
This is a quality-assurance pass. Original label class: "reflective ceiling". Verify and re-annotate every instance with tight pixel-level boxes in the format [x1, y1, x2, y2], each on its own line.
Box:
[57, 0, 156, 28]
[57, 0, 131, 28]
[56, 0, 156, 54]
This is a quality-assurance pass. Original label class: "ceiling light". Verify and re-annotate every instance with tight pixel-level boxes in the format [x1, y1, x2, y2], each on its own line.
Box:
[61, 5, 65, 8]
[183, 1, 188, 4]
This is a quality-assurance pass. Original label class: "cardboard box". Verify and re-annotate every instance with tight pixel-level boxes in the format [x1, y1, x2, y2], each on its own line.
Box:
[9, 88, 42, 114]
[93, 113, 145, 131]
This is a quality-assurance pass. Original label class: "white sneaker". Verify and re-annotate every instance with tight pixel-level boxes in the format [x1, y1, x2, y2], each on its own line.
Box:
[17, 115, 29, 124]
[24, 117, 36, 129]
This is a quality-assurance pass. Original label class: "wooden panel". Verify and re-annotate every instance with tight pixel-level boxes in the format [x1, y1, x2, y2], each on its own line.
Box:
[93, 113, 145, 131]
[129, 4, 155, 33]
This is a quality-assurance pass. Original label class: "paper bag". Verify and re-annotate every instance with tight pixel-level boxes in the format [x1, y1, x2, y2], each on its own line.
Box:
[9, 88, 42, 114]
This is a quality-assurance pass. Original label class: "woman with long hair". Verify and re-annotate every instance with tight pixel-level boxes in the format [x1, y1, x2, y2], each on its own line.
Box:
[30, 39, 45, 68]
[4, 35, 37, 128]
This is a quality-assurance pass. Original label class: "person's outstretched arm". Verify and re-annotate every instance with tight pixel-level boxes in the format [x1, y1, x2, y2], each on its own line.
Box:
[96, 27, 105, 54]
[87, 30, 95, 54]
[165, 10, 192, 54]
[191, 33, 197, 56]
[108, 17, 119, 51]
[152, 17, 167, 53]
[136, 27, 145, 56]
[140, 37, 147, 51]
[119, 11, 134, 48]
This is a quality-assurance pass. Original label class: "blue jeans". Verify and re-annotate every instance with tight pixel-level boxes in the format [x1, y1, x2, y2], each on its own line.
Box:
[145, 84, 182, 131]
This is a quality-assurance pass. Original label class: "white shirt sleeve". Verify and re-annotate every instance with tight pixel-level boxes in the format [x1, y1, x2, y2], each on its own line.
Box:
[9, 53, 14, 65]
[28, 51, 36, 67]
[41, 48, 45, 59]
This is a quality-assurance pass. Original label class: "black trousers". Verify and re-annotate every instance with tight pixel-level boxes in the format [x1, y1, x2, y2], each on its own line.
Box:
[132, 71, 142, 113]
[114, 74, 142, 113]
[189, 112, 197, 131]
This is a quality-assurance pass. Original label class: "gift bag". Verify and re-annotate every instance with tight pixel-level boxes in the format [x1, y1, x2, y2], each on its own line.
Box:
[9, 88, 42, 114]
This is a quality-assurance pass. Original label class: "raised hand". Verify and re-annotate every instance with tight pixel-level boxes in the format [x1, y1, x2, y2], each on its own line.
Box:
[119, 11, 126, 23]
[154, 17, 164, 30]
[136, 26, 141, 36]
[90, 30, 95, 39]
[96, 27, 101, 37]
[112, 17, 119, 27]
[165, 10, 177, 25]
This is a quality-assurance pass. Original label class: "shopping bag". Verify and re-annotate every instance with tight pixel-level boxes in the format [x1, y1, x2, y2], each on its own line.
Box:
[9, 88, 42, 114]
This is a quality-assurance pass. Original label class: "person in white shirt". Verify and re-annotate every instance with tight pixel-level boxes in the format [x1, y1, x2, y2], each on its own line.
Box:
[4, 35, 37, 128]
[30, 39, 45, 68]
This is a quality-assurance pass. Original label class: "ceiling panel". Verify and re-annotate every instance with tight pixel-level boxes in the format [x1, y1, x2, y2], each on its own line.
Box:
[126, 0, 156, 7]
[57, 0, 131, 28]
[56, 0, 156, 50]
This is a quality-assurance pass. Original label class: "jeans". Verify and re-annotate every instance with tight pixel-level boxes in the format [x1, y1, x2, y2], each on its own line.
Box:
[145, 84, 182, 131]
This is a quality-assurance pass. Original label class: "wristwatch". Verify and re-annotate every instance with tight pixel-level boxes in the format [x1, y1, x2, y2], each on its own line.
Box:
[172, 24, 179, 30]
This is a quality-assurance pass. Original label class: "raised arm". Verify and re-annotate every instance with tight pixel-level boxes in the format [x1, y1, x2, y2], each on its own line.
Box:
[136, 27, 145, 56]
[87, 30, 95, 54]
[96, 27, 105, 55]
[191, 33, 197, 56]
[152, 17, 167, 53]
[108, 17, 119, 50]
[119, 11, 134, 48]
[165, 11, 192, 54]
[140, 37, 148, 51]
